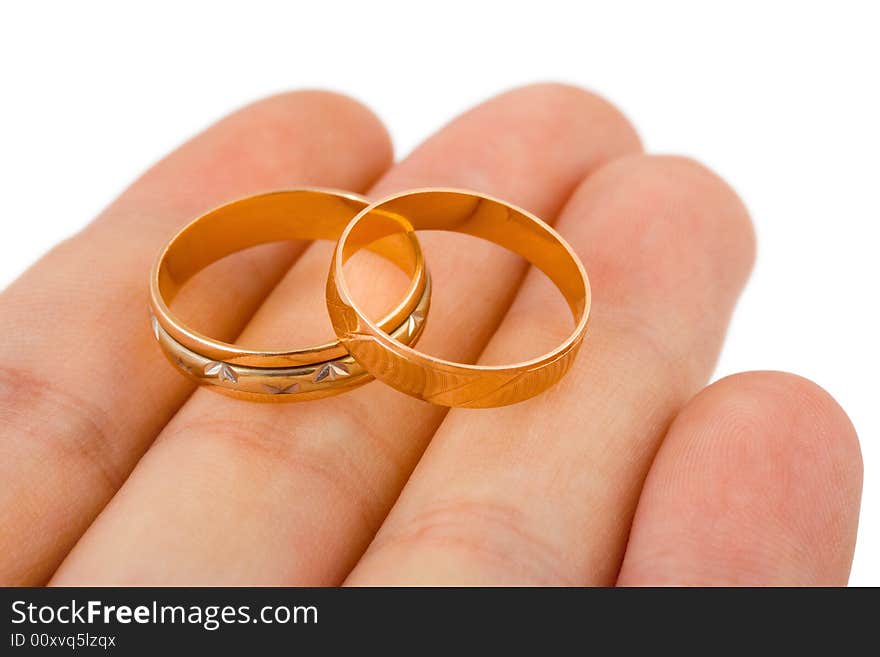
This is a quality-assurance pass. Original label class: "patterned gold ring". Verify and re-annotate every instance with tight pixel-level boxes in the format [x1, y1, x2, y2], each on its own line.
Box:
[149, 189, 430, 402]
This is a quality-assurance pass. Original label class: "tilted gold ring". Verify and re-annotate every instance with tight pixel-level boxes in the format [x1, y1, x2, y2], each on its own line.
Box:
[150, 189, 430, 402]
[326, 188, 590, 408]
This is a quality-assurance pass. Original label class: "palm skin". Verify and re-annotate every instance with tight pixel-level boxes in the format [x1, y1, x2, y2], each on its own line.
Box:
[0, 84, 862, 586]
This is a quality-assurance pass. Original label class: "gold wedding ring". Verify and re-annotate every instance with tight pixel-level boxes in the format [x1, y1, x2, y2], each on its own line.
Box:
[326, 189, 590, 408]
[149, 189, 430, 401]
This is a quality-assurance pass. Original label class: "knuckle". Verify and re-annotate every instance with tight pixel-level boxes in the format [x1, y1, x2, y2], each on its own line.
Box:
[0, 365, 122, 491]
[163, 405, 394, 531]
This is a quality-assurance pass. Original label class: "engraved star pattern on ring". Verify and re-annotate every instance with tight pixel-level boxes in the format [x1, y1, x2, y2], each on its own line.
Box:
[175, 357, 193, 374]
[312, 362, 349, 383]
[405, 309, 425, 336]
[204, 361, 238, 384]
[149, 189, 429, 401]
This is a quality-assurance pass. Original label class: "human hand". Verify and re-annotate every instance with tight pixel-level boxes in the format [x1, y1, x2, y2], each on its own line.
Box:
[0, 84, 862, 586]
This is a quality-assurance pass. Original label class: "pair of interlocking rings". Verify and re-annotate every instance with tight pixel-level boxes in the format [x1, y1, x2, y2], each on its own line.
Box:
[149, 188, 590, 408]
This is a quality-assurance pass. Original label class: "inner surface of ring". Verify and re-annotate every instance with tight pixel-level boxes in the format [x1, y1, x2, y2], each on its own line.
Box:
[340, 192, 587, 327]
[152, 190, 426, 367]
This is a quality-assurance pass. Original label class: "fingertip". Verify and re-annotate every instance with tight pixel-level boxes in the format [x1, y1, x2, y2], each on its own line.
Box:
[567, 153, 756, 299]
[377, 81, 641, 212]
[619, 370, 862, 586]
[125, 89, 393, 221]
[219, 88, 394, 185]
[698, 371, 863, 500]
[496, 81, 643, 154]
[646, 154, 757, 278]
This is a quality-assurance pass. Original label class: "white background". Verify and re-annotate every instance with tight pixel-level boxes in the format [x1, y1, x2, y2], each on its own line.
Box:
[1, 1, 877, 585]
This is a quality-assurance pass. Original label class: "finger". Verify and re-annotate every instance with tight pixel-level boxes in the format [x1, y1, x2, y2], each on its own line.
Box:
[347, 155, 756, 585]
[51, 83, 642, 585]
[616, 371, 862, 586]
[0, 91, 392, 585]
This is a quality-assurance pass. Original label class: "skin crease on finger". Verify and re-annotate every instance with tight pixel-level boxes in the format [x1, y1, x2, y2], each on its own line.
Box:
[617, 371, 863, 586]
[0, 91, 394, 585]
[49, 83, 644, 586]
